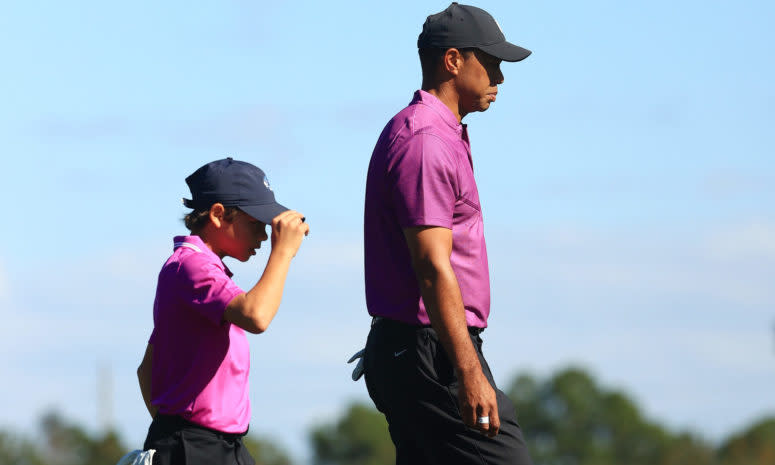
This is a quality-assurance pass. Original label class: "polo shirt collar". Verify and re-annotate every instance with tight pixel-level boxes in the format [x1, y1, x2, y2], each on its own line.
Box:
[173, 235, 234, 277]
[413, 90, 465, 135]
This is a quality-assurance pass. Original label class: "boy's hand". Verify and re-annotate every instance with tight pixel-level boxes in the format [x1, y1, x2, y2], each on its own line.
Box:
[270, 210, 309, 257]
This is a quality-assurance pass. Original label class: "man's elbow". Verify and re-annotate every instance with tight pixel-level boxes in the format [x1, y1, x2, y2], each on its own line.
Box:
[411, 254, 445, 283]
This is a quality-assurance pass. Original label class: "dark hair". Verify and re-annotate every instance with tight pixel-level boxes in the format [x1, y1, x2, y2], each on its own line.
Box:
[418, 47, 475, 82]
[183, 206, 239, 233]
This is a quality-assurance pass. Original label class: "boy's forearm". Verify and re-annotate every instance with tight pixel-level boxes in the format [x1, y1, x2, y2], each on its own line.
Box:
[137, 344, 158, 418]
[138, 370, 157, 417]
[241, 249, 294, 332]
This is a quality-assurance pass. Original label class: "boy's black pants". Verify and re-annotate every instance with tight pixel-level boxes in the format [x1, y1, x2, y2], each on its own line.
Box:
[364, 317, 534, 465]
[143, 414, 255, 465]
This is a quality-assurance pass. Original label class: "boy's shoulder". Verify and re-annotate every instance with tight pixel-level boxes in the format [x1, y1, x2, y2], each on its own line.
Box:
[159, 242, 230, 288]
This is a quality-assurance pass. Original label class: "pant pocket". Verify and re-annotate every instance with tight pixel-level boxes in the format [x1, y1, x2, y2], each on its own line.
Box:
[181, 429, 228, 465]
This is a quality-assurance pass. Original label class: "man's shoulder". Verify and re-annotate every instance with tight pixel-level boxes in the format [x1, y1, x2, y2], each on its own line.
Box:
[375, 104, 451, 159]
[387, 100, 449, 136]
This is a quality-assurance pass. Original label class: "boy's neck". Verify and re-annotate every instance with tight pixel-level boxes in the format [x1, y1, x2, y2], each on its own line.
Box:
[193, 228, 224, 258]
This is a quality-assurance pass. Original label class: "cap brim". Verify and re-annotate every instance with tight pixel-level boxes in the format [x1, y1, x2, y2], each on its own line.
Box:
[478, 41, 531, 62]
[238, 202, 289, 224]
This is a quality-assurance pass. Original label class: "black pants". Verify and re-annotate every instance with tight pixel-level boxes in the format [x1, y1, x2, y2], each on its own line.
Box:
[143, 414, 255, 465]
[364, 318, 533, 465]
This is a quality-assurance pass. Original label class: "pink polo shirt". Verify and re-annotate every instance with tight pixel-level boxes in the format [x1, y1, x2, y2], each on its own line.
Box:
[149, 235, 250, 433]
[364, 90, 491, 328]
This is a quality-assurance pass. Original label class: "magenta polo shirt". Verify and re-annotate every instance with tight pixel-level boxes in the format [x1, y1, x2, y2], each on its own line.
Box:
[148, 235, 250, 433]
[364, 90, 491, 328]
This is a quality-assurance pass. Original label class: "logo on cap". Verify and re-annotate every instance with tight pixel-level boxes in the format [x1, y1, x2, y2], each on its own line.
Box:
[263, 176, 272, 191]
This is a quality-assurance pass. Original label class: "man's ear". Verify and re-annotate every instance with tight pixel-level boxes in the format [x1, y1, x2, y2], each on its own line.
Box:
[443, 48, 465, 76]
[209, 203, 226, 228]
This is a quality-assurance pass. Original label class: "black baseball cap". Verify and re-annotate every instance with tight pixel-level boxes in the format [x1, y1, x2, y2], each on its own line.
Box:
[183, 157, 288, 224]
[417, 2, 531, 62]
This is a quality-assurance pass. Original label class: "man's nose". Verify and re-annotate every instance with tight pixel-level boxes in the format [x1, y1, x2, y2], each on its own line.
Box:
[492, 67, 504, 85]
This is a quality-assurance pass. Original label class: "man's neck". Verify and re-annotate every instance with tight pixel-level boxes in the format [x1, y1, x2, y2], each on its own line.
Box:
[422, 81, 466, 123]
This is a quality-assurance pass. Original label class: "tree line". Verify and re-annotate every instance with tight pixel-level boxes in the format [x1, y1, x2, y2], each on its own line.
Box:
[1, 366, 772, 465]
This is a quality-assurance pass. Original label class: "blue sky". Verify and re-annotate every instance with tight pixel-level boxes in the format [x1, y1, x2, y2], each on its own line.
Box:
[1, 0, 773, 462]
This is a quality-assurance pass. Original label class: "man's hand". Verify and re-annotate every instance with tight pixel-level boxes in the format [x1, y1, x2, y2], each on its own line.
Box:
[458, 367, 500, 437]
[270, 210, 309, 257]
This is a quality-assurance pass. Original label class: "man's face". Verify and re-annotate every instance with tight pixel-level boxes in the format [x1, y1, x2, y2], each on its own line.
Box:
[456, 50, 504, 115]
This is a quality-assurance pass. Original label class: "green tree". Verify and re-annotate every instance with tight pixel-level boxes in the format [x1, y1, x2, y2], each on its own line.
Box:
[0, 430, 45, 465]
[506, 367, 714, 465]
[38, 411, 127, 465]
[310, 402, 395, 465]
[660, 432, 717, 465]
[242, 435, 295, 465]
[717, 417, 775, 465]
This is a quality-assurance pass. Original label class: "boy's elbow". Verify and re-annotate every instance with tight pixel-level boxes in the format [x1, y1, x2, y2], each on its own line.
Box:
[248, 314, 270, 334]
[242, 306, 271, 334]
[137, 363, 147, 382]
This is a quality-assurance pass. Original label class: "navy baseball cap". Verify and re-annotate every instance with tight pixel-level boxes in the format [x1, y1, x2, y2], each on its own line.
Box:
[183, 157, 288, 224]
[417, 2, 531, 62]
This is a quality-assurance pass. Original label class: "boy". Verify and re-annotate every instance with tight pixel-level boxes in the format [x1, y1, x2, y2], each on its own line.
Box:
[136, 157, 309, 465]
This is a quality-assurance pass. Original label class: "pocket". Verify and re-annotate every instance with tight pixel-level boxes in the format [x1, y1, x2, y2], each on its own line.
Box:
[418, 329, 456, 387]
[181, 429, 226, 465]
[145, 431, 184, 465]
[433, 343, 457, 387]
[237, 438, 257, 465]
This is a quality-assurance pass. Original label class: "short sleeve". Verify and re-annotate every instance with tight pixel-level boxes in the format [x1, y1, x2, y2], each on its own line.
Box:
[388, 133, 458, 229]
[176, 253, 244, 326]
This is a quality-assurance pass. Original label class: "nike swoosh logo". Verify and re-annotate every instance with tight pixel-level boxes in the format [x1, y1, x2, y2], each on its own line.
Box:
[394, 349, 407, 357]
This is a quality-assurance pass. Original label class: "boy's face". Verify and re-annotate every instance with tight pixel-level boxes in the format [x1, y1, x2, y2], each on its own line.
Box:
[221, 209, 269, 262]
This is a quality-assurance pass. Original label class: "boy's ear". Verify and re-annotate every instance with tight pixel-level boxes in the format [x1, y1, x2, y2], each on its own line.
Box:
[209, 203, 226, 228]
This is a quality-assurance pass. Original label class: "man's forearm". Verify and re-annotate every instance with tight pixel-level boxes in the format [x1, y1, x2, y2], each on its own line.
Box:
[415, 259, 482, 376]
[404, 226, 500, 435]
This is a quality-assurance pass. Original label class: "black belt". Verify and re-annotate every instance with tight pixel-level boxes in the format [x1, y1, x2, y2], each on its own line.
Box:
[372, 316, 485, 335]
[152, 414, 249, 441]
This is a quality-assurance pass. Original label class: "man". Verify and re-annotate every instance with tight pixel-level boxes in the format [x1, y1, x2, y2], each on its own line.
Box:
[361, 3, 533, 464]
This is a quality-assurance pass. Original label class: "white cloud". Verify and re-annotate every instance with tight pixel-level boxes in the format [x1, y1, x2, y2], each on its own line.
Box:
[0, 261, 8, 303]
[485, 221, 775, 440]
[3, 223, 774, 454]
[702, 221, 775, 261]
[702, 171, 775, 198]
[491, 221, 775, 307]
